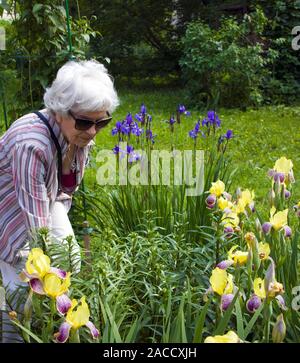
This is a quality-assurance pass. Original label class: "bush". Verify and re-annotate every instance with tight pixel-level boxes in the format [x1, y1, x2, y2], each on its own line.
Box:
[180, 9, 277, 109]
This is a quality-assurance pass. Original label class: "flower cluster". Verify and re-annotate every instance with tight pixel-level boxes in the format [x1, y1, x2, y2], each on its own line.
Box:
[112, 104, 156, 162]
[20, 248, 99, 343]
[203, 157, 294, 342]
[205, 179, 255, 236]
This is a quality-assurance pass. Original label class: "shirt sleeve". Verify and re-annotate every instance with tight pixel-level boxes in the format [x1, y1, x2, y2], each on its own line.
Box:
[12, 143, 51, 234]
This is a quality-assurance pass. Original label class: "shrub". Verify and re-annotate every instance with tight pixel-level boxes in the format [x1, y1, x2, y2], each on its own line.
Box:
[180, 8, 278, 109]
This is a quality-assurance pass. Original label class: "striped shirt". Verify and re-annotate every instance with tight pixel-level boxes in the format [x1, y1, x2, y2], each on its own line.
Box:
[0, 109, 93, 265]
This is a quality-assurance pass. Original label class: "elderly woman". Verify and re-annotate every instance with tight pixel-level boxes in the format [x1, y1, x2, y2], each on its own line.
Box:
[0, 60, 119, 342]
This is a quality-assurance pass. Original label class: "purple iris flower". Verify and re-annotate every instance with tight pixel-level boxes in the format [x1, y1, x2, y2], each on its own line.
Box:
[140, 104, 147, 115]
[131, 122, 143, 137]
[146, 130, 156, 144]
[128, 152, 141, 163]
[169, 116, 176, 125]
[189, 120, 203, 139]
[111, 121, 123, 136]
[189, 130, 197, 139]
[125, 113, 133, 125]
[112, 145, 120, 154]
[207, 111, 221, 127]
[135, 113, 143, 122]
[202, 118, 209, 127]
[178, 104, 191, 116]
[127, 145, 134, 154]
[120, 122, 130, 135]
[225, 130, 233, 139]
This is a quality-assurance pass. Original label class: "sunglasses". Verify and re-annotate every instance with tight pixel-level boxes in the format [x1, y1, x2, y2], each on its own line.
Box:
[69, 110, 112, 131]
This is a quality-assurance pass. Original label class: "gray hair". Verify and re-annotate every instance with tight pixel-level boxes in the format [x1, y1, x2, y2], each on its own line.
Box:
[44, 60, 119, 115]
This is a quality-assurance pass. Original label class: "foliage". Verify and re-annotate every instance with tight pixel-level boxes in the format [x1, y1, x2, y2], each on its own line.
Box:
[180, 8, 278, 109]
[252, 0, 300, 105]
[0, 0, 98, 118]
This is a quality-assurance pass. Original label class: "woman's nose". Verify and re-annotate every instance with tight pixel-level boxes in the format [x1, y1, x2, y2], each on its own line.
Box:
[86, 125, 97, 137]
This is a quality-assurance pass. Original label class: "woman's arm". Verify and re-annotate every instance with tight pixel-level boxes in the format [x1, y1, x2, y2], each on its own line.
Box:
[12, 143, 51, 233]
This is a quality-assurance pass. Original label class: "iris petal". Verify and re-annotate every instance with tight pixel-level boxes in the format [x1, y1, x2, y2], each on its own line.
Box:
[55, 322, 72, 343]
[50, 267, 67, 279]
[56, 294, 72, 315]
[29, 278, 46, 295]
[86, 321, 100, 339]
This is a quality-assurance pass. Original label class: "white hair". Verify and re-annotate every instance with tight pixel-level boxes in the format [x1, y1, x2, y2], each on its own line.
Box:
[44, 59, 119, 115]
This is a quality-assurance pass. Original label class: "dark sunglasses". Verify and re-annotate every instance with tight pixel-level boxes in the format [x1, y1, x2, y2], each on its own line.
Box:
[69, 110, 112, 131]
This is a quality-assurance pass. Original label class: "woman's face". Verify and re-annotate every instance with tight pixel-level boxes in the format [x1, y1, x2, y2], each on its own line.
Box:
[56, 110, 108, 147]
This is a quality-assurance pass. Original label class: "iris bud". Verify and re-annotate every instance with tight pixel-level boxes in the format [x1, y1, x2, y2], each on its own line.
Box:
[246, 294, 262, 313]
[272, 314, 286, 343]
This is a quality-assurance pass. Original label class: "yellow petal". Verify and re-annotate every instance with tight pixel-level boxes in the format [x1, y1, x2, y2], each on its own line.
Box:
[253, 278, 266, 299]
[224, 273, 234, 294]
[270, 209, 288, 231]
[25, 248, 50, 278]
[204, 330, 240, 343]
[210, 268, 227, 296]
[209, 180, 225, 198]
[66, 296, 90, 329]
[221, 212, 239, 228]
[258, 242, 270, 261]
[274, 157, 293, 175]
[218, 197, 232, 211]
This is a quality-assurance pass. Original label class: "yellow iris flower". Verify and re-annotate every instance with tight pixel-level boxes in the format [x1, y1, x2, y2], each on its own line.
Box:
[253, 278, 266, 299]
[66, 296, 90, 330]
[218, 197, 233, 211]
[209, 180, 225, 197]
[25, 248, 51, 278]
[269, 207, 288, 231]
[221, 212, 240, 228]
[228, 246, 248, 266]
[204, 331, 241, 343]
[209, 268, 234, 296]
[43, 272, 71, 298]
[274, 157, 293, 175]
[258, 242, 270, 261]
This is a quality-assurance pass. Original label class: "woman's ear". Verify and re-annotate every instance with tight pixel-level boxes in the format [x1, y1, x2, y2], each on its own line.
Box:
[55, 113, 63, 125]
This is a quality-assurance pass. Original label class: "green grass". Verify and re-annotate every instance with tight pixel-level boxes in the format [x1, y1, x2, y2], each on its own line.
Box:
[84, 88, 300, 205]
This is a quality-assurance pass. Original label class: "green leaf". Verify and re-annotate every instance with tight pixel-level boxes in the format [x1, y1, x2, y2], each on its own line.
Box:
[32, 4, 43, 14]
[193, 298, 211, 343]
[244, 303, 264, 340]
[235, 298, 244, 340]
[11, 319, 43, 343]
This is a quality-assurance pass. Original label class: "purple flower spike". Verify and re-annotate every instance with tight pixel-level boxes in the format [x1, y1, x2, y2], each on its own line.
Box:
[246, 294, 261, 313]
[205, 194, 216, 208]
[221, 294, 234, 311]
[140, 104, 147, 115]
[217, 260, 233, 270]
[283, 225, 292, 238]
[262, 222, 272, 235]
